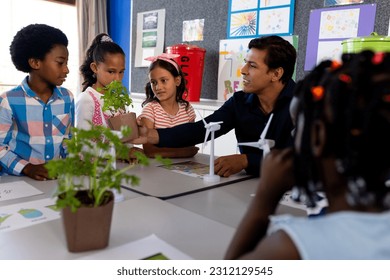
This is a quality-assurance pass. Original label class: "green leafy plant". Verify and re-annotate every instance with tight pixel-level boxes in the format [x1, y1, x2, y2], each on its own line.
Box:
[99, 80, 133, 116]
[45, 124, 166, 212]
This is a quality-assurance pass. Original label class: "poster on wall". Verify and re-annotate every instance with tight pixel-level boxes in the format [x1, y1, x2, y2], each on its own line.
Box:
[182, 19, 205, 42]
[134, 9, 166, 67]
[324, 0, 364, 7]
[227, 0, 295, 38]
[217, 35, 298, 101]
[304, 4, 376, 71]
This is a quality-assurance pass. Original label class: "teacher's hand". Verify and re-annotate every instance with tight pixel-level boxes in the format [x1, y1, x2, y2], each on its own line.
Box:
[214, 154, 248, 177]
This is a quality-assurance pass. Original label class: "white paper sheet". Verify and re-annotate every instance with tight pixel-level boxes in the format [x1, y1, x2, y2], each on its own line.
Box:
[0, 197, 59, 233]
[0, 181, 43, 202]
[79, 234, 192, 260]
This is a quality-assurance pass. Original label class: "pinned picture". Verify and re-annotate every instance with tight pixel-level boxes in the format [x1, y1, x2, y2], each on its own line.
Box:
[229, 11, 257, 37]
[324, 0, 364, 7]
[258, 6, 291, 35]
[260, 0, 292, 8]
[304, 4, 376, 71]
[227, 0, 295, 38]
[134, 9, 166, 67]
[143, 12, 158, 29]
[182, 19, 204, 42]
[230, 0, 258, 11]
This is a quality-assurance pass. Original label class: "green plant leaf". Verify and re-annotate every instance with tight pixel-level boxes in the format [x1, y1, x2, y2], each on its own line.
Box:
[45, 124, 149, 211]
[98, 80, 133, 115]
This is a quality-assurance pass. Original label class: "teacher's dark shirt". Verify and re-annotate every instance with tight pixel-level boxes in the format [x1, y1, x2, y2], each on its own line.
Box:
[157, 79, 296, 177]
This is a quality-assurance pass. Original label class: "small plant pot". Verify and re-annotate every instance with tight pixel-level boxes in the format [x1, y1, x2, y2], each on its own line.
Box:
[107, 112, 139, 142]
[61, 191, 114, 253]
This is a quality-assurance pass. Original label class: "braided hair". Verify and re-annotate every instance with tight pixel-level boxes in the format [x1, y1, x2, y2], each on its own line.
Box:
[292, 51, 390, 209]
[79, 33, 125, 91]
[142, 58, 190, 108]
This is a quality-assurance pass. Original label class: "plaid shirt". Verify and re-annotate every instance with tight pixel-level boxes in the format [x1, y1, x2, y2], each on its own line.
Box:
[0, 77, 74, 176]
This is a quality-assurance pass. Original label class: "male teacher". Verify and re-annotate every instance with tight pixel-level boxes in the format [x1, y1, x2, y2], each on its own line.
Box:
[133, 35, 297, 177]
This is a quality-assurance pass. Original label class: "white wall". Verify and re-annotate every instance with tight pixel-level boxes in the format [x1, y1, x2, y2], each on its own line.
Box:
[0, 0, 79, 94]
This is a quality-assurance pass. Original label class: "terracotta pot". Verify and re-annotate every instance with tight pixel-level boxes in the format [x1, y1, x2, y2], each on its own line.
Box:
[61, 191, 114, 252]
[107, 112, 139, 142]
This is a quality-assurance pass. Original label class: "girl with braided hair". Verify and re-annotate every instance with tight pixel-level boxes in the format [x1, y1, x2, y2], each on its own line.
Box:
[76, 33, 126, 130]
[225, 51, 390, 259]
[76, 33, 143, 161]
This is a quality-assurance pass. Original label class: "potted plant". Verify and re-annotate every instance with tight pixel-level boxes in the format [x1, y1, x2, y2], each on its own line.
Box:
[45, 124, 149, 253]
[99, 80, 139, 142]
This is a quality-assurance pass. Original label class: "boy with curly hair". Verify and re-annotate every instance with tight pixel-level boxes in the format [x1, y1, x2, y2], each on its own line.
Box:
[0, 24, 74, 180]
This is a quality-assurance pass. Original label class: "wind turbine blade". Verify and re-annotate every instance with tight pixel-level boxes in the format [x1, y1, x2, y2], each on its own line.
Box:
[237, 142, 260, 148]
[201, 117, 207, 126]
[196, 109, 207, 126]
[260, 113, 274, 140]
[204, 129, 210, 146]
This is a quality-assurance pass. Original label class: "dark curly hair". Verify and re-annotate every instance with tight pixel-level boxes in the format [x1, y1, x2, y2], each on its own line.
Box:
[80, 33, 125, 91]
[293, 51, 390, 209]
[142, 58, 189, 108]
[9, 23, 68, 73]
[248, 35, 296, 84]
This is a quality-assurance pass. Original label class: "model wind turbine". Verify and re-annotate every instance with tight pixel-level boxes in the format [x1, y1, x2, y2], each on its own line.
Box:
[237, 113, 275, 159]
[201, 116, 223, 183]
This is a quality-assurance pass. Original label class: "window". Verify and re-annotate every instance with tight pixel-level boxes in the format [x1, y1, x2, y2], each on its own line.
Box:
[0, 0, 79, 94]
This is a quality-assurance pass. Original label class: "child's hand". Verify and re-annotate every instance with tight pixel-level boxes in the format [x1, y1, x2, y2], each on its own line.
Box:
[22, 163, 52, 181]
[128, 146, 145, 163]
[131, 125, 159, 145]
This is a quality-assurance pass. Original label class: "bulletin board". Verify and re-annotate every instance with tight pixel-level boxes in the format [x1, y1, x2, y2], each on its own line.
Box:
[227, 0, 296, 38]
[130, 0, 390, 100]
[304, 4, 377, 71]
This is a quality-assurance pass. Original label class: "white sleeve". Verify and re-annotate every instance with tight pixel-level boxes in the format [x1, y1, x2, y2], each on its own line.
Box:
[75, 92, 94, 130]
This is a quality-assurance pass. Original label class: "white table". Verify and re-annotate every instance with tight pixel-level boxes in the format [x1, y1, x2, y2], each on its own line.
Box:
[167, 178, 306, 228]
[0, 174, 141, 208]
[0, 196, 235, 260]
[119, 153, 253, 199]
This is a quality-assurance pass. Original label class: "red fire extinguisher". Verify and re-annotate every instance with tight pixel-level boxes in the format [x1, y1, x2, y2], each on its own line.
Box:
[165, 43, 206, 102]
